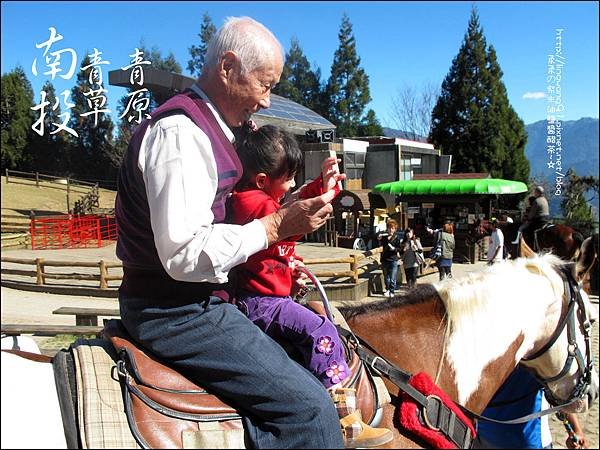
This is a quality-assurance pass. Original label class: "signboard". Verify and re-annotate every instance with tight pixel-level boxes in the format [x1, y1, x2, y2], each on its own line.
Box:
[407, 207, 420, 214]
[422, 203, 435, 209]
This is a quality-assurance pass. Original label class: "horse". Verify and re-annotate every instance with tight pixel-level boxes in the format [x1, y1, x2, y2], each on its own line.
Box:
[1, 254, 598, 449]
[468, 218, 584, 260]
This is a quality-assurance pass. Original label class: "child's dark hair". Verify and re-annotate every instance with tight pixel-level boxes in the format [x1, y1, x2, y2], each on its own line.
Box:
[236, 125, 303, 188]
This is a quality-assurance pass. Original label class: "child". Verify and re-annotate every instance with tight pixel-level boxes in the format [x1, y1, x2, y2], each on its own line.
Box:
[229, 125, 392, 448]
[378, 219, 403, 297]
[400, 227, 423, 288]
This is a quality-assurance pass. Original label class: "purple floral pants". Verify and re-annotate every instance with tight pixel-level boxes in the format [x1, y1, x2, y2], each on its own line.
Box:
[236, 294, 351, 388]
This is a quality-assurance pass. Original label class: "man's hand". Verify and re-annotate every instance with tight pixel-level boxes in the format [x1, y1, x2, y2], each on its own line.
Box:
[260, 190, 336, 245]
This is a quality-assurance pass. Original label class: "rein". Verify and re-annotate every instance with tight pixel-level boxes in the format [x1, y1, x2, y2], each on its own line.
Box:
[336, 326, 474, 449]
[336, 265, 594, 434]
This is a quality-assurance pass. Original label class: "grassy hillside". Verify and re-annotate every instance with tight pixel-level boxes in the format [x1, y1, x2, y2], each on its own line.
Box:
[1, 176, 117, 216]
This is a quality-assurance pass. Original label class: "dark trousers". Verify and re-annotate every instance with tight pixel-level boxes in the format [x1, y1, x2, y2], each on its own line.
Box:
[404, 266, 418, 288]
[382, 259, 399, 292]
[119, 294, 343, 449]
[438, 264, 453, 280]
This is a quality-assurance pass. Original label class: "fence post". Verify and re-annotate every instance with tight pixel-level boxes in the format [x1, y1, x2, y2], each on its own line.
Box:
[350, 253, 360, 284]
[35, 172, 39, 188]
[35, 258, 45, 285]
[99, 260, 108, 289]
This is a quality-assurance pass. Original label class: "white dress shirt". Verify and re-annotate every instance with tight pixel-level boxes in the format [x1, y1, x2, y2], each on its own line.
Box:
[137, 84, 268, 283]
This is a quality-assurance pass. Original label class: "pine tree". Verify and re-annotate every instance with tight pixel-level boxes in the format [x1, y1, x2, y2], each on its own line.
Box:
[561, 169, 599, 236]
[67, 54, 116, 182]
[28, 80, 71, 174]
[325, 14, 372, 137]
[1, 66, 35, 169]
[187, 12, 216, 78]
[357, 109, 383, 137]
[429, 8, 529, 193]
[273, 37, 323, 113]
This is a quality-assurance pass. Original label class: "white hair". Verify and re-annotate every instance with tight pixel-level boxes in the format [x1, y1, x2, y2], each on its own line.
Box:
[203, 16, 284, 76]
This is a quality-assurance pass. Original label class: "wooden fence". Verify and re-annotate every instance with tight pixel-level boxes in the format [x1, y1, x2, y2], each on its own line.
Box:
[4, 169, 98, 212]
[1, 214, 31, 249]
[1, 257, 122, 289]
[5, 169, 95, 192]
[0, 248, 384, 290]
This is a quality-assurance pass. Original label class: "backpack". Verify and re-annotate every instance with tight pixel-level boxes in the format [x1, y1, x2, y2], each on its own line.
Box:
[429, 231, 443, 261]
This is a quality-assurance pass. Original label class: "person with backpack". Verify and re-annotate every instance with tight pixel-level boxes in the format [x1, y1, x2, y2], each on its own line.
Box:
[427, 221, 455, 281]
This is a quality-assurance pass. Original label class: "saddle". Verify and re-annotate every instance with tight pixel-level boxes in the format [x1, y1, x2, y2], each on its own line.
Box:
[533, 222, 554, 251]
[103, 307, 388, 449]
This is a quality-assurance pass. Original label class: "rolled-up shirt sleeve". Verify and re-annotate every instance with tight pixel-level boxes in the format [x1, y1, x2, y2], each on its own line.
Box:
[140, 115, 267, 283]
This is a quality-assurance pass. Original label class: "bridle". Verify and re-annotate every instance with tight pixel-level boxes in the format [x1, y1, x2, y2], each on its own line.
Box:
[520, 265, 596, 409]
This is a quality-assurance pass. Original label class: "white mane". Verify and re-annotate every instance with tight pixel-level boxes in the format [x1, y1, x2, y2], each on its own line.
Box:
[434, 254, 566, 404]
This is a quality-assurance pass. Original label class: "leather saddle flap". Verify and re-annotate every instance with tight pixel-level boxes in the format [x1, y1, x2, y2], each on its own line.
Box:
[306, 301, 381, 424]
[103, 319, 240, 417]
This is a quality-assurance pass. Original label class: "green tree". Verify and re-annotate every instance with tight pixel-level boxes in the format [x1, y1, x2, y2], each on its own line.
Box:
[325, 14, 372, 137]
[560, 169, 599, 236]
[429, 8, 529, 192]
[1, 66, 35, 169]
[357, 109, 383, 137]
[27, 80, 72, 174]
[113, 45, 183, 168]
[67, 54, 116, 182]
[187, 12, 216, 78]
[273, 37, 323, 113]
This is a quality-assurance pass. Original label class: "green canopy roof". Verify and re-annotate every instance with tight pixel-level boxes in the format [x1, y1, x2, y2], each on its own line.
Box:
[373, 178, 528, 195]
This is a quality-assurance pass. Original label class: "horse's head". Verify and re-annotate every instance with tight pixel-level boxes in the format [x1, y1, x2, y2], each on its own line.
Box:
[576, 234, 598, 281]
[520, 257, 598, 413]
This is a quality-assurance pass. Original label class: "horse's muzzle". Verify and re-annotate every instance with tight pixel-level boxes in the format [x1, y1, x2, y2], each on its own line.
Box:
[562, 370, 599, 413]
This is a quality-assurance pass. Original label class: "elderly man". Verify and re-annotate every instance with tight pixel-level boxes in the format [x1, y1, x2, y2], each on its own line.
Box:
[115, 17, 344, 448]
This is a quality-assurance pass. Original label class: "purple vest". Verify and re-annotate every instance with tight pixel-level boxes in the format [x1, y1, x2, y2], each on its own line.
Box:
[115, 90, 242, 294]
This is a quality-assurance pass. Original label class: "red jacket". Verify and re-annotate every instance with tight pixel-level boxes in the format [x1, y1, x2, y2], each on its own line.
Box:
[228, 176, 336, 297]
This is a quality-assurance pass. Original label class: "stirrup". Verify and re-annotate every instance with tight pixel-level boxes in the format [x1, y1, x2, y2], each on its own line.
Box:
[340, 410, 394, 448]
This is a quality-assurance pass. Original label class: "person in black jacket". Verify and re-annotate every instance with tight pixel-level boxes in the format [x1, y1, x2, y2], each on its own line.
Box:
[378, 219, 403, 297]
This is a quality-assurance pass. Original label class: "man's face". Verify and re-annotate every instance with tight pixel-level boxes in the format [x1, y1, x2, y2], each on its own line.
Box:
[221, 55, 283, 128]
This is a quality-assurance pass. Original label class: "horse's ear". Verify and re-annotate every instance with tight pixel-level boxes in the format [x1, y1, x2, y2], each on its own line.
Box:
[520, 238, 535, 258]
[575, 236, 597, 283]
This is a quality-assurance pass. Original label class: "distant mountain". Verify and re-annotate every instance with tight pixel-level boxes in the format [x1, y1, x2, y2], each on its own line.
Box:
[525, 117, 599, 216]
[525, 117, 599, 179]
[382, 127, 428, 142]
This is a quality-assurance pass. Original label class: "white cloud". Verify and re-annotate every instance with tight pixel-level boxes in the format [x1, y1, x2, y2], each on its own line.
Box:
[522, 92, 546, 100]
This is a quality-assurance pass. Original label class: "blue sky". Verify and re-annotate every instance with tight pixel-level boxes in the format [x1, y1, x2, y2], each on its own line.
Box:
[1, 1, 598, 128]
